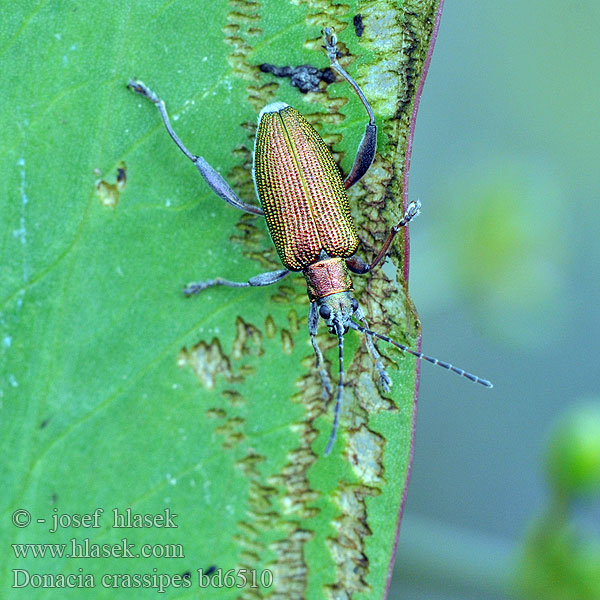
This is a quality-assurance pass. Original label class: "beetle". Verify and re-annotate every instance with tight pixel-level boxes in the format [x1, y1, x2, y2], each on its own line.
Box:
[128, 28, 492, 455]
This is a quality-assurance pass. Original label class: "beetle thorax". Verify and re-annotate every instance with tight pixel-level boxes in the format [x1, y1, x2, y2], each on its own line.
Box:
[303, 257, 353, 302]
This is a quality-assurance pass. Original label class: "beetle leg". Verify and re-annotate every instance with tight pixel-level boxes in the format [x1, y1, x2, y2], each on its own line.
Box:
[325, 326, 344, 455]
[368, 200, 421, 271]
[346, 200, 421, 274]
[345, 255, 370, 274]
[184, 268, 289, 297]
[354, 305, 392, 392]
[128, 80, 264, 216]
[322, 28, 377, 190]
[308, 303, 333, 399]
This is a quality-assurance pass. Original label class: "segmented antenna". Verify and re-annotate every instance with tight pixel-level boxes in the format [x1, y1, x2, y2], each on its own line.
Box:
[325, 327, 345, 455]
[349, 322, 493, 388]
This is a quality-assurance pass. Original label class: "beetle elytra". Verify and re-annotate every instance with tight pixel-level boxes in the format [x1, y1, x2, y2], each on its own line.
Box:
[128, 27, 492, 455]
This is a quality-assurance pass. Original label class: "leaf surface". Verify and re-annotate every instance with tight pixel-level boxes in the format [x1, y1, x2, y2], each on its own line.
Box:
[0, 1, 441, 598]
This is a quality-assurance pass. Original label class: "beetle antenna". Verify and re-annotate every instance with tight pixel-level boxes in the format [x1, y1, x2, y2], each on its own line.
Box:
[349, 321, 493, 388]
[324, 325, 345, 455]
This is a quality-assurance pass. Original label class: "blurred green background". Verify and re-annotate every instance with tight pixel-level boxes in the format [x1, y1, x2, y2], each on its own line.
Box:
[389, 1, 600, 598]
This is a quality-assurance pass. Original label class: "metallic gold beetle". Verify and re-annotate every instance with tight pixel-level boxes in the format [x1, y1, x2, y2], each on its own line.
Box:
[129, 28, 491, 455]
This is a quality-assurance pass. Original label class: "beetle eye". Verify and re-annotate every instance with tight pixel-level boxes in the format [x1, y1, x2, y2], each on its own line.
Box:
[319, 304, 331, 319]
[351, 297, 359, 312]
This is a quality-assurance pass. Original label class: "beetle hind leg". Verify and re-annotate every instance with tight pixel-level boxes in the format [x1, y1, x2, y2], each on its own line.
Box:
[128, 79, 264, 216]
[321, 27, 377, 190]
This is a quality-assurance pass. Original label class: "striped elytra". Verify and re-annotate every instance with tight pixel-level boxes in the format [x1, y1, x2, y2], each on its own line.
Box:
[253, 104, 359, 272]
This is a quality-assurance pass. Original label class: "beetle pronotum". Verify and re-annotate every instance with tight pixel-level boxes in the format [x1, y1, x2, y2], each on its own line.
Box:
[129, 28, 492, 455]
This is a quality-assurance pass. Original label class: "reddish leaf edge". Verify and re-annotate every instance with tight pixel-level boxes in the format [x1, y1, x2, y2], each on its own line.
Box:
[385, 0, 446, 596]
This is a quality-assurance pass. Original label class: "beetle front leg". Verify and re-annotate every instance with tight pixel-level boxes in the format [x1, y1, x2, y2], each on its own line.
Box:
[184, 268, 289, 297]
[353, 305, 392, 392]
[322, 28, 377, 190]
[128, 80, 264, 216]
[308, 303, 333, 399]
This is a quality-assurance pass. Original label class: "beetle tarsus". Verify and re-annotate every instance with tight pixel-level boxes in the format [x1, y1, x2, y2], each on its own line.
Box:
[316, 364, 333, 399]
[403, 200, 421, 224]
[183, 279, 224, 297]
[127, 79, 158, 103]
[375, 360, 392, 393]
[184, 278, 248, 296]
[313, 344, 333, 399]
[322, 27, 339, 62]
[324, 328, 345, 456]
[310, 335, 333, 399]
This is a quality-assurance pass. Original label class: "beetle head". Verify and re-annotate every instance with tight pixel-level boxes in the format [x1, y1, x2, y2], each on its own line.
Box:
[316, 292, 359, 335]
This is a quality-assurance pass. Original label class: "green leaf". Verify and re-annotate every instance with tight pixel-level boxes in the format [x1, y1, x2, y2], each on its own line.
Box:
[1, 1, 440, 598]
